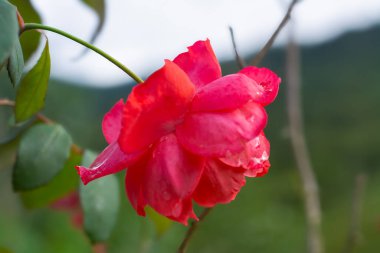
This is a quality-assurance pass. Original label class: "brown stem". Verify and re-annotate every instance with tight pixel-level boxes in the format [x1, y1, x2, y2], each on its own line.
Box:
[0, 98, 52, 125]
[0, 98, 15, 107]
[285, 35, 324, 253]
[342, 173, 367, 253]
[251, 0, 299, 66]
[35, 113, 54, 125]
[1, 98, 83, 154]
[177, 208, 212, 253]
[228, 26, 246, 69]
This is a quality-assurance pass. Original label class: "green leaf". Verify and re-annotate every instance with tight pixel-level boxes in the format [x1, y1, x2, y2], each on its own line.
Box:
[0, 0, 19, 66]
[13, 124, 73, 191]
[80, 150, 120, 243]
[20, 151, 81, 208]
[7, 40, 24, 86]
[146, 207, 173, 236]
[15, 38, 50, 123]
[80, 0, 105, 46]
[0, 137, 19, 171]
[9, 0, 41, 62]
[0, 247, 13, 253]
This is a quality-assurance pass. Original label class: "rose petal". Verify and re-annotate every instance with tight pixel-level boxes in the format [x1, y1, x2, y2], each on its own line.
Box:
[143, 134, 204, 225]
[76, 142, 142, 185]
[102, 99, 124, 144]
[125, 155, 148, 216]
[239, 67, 281, 106]
[220, 132, 271, 177]
[173, 39, 221, 88]
[191, 74, 263, 112]
[176, 102, 267, 157]
[193, 159, 246, 207]
[118, 60, 195, 153]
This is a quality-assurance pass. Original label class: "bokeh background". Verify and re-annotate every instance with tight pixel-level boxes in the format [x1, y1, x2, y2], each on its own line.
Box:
[1, 0, 380, 252]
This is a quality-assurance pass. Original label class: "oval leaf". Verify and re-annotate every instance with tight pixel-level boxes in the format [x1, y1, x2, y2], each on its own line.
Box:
[15, 38, 50, 123]
[9, 0, 41, 62]
[7, 40, 24, 86]
[80, 150, 120, 243]
[12, 124, 73, 191]
[20, 151, 81, 208]
[0, 0, 19, 66]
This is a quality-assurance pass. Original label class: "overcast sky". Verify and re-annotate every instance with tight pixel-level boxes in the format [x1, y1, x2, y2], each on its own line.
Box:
[32, 0, 380, 87]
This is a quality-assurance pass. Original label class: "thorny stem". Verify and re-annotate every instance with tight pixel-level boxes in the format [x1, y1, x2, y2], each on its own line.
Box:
[0, 98, 83, 155]
[177, 208, 212, 253]
[228, 26, 246, 69]
[21, 23, 144, 84]
[251, 0, 299, 66]
[286, 35, 324, 253]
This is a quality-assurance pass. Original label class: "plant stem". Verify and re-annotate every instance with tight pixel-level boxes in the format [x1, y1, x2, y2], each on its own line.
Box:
[21, 23, 144, 84]
[286, 34, 324, 253]
[228, 26, 246, 69]
[177, 208, 212, 253]
[343, 173, 367, 253]
[0, 98, 83, 154]
[251, 0, 299, 66]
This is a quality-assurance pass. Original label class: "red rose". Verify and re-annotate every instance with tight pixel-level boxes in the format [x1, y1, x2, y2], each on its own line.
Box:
[76, 40, 280, 225]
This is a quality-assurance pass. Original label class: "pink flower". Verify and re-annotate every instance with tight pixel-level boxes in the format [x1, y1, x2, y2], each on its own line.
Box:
[76, 40, 280, 225]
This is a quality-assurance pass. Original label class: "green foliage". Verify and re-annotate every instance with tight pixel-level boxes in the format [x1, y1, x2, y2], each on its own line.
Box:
[0, 137, 18, 171]
[0, 0, 18, 67]
[0, 247, 13, 253]
[146, 207, 173, 236]
[9, 0, 41, 62]
[20, 151, 81, 208]
[80, 151, 120, 243]
[15, 38, 50, 123]
[6, 40, 24, 86]
[12, 124, 73, 191]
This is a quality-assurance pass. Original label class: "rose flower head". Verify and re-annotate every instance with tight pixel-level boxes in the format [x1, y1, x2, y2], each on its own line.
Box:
[76, 39, 281, 225]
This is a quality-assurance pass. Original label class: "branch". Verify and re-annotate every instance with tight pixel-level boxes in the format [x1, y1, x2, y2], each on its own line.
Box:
[342, 173, 367, 253]
[0, 98, 15, 107]
[0, 98, 53, 125]
[177, 208, 212, 253]
[228, 26, 246, 69]
[251, 0, 299, 66]
[285, 35, 324, 253]
[0, 98, 83, 154]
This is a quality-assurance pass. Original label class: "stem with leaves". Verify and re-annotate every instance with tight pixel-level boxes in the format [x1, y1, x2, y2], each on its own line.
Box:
[21, 23, 144, 84]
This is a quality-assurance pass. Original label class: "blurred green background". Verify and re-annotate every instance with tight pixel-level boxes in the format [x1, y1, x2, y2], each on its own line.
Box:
[1, 25, 380, 253]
